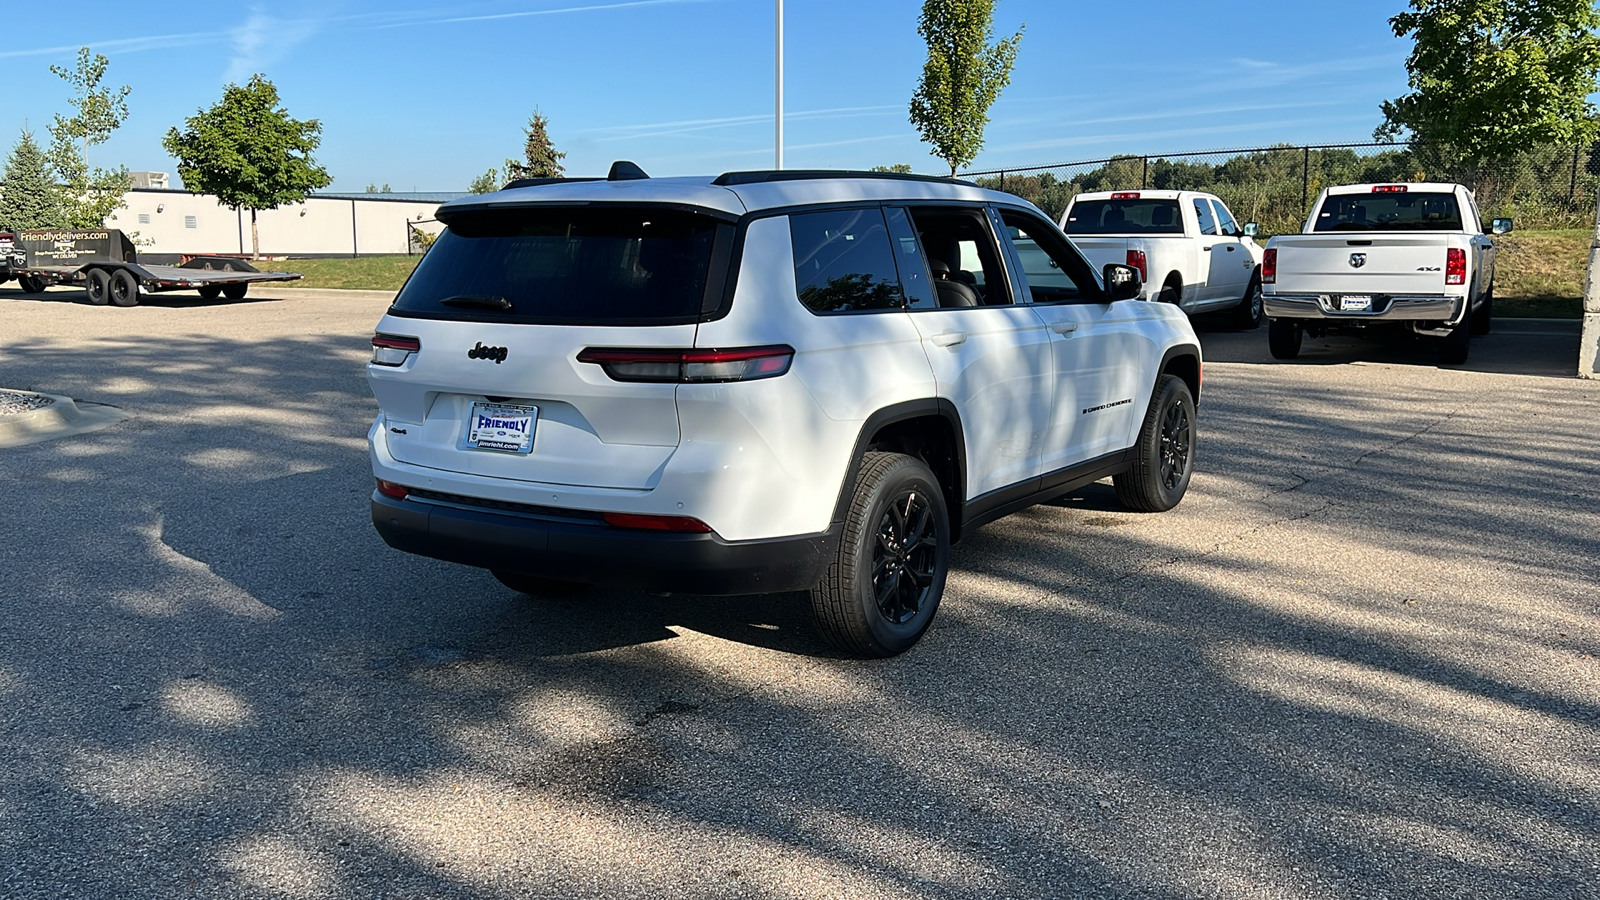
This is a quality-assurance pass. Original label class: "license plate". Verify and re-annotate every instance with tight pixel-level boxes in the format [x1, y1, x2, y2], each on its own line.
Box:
[464, 402, 537, 454]
[1340, 295, 1373, 311]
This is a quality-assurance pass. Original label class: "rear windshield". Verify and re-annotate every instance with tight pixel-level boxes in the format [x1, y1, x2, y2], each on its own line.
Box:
[390, 207, 724, 324]
[1313, 192, 1462, 231]
[1062, 199, 1183, 235]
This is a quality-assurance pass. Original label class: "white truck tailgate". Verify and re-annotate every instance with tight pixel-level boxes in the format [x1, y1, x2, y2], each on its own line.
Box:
[1273, 236, 1452, 295]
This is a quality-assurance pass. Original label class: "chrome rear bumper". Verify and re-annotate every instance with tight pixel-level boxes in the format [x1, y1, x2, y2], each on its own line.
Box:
[1264, 293, 1464, 324]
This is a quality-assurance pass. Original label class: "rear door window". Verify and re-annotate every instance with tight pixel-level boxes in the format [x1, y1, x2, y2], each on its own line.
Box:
[789, 207, 906, 313]
[389, 206, 725, 325]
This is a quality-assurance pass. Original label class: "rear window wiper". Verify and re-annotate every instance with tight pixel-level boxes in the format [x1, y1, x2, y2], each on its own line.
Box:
[439, 295, 514, 311]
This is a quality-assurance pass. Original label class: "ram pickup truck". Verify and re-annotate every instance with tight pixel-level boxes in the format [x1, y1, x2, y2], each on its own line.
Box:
[1061, 189, 1265, 327]
[1263, 182, 1510, 364]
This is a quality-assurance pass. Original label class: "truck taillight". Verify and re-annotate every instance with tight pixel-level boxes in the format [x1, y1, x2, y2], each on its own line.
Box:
[1262, 248, 1277, 284]
[1372, 185, 1408, 193]
[1125, 249, 1147, 280]
[1110, 192, 1140, 200]
[577, 345, 795, 383]
[1445, 248, 1466, 285]
[371, 334, 420, 366]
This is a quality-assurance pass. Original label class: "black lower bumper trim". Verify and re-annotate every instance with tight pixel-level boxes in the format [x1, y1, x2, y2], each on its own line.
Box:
[372, 493, 836, 595]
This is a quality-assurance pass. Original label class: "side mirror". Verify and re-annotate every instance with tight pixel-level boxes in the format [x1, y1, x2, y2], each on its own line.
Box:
[1490, 218, 1513, 235]
[1103, 263, 1142, 301]
[1242, 222, 1260, 237]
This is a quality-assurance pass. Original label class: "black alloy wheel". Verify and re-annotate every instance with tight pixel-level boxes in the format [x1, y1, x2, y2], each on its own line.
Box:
[21, 275, 47, 294]
[85, 268, 110, 305]
[109, 269, 139, 307]
[1114, 374, 1197, 513]
[1157, 395, 1192, 492]
[871, 486, 941, 625]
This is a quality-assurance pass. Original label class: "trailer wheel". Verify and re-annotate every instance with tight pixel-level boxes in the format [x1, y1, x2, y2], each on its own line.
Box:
[85, 268, 111, 305]
[222, 282, 248, 300]
[20, 275, 48, 294]
[197, 285, 222, 301]
[109, 269, 140, 307]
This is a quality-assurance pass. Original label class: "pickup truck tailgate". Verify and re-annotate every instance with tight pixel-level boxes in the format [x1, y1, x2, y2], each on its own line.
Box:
[1273, 236, 1451, 295]
[1065, 236, 1130, 268]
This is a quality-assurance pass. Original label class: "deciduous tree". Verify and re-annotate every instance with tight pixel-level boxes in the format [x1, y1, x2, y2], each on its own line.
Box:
[908, 0, 1023, 176]
[1377, 0, 1600, 161]
[468, 167, 501, 194]
[163, 75, 333, 258]
[47, 47, 132, 228]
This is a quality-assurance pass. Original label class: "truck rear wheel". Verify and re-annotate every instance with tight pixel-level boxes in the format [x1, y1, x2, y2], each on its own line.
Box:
[1470, 286, 1493, 336]
[85, 269, 111, 305]
[109, 269, 140, 307]
[1438, 315, 1470, 365]
[1268, 318, 1302, 359]
[197, 285, 222, 301]
[222, 282, 248, 300]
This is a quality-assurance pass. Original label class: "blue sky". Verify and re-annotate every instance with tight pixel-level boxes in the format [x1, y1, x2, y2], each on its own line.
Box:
[3, 0, 1415, 191]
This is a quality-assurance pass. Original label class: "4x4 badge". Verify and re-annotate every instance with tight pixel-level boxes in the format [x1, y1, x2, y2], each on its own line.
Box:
[468, 342, 508, 364]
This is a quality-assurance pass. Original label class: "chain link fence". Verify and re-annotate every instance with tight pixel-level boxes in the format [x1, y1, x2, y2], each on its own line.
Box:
[965, 142, 1599, 236]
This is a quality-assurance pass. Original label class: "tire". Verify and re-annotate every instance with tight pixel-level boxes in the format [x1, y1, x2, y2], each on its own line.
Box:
[1114, 375, 1197, 513]
[491, 570, 587, 598]
[1470, 285, 1493, 335]
[1232, 273, 1264, 329]
[1438, 314, 1470, 365]
[109, 269, 139, 307]
[810, 451, 950, 657]
[222, 282, 248, 300]
[85, 268, 111, 305]
[1268, 318, 1302, 359]
[20, 275, 47, 294]
[197, 284, 222, 301]
[1157, 278, 1181, 305]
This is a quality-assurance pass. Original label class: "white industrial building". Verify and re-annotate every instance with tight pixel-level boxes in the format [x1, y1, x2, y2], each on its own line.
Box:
[104, 185, 462, 263]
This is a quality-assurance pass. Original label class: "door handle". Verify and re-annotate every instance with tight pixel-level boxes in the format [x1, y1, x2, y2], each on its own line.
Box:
[1049, 321, 1079, 334]
[930, 331, 967, 347]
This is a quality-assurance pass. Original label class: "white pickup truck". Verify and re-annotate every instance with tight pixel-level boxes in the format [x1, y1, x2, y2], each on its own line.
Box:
[1263, 182, 1510, 364]
[1060, 189, 1266, 327]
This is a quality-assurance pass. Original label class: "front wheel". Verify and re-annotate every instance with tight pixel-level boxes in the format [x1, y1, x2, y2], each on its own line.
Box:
[810, 451, 949, 657]
[1114, 375, 1197, 513]
[1232, 274, 1264, 329]
[1268, 318, 1302, 359]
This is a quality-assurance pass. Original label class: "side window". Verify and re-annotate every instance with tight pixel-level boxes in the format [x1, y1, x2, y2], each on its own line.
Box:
[788, 207, 905, 314]
[883, 207, 938, 310]
[905, 207, 1012, 307]
[1192, 198, 1218, 236]
[998, 209, 1099, 303]
[1213, 201, 1238, 237]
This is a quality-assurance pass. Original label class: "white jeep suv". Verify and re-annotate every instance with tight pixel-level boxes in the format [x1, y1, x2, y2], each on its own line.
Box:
[367, 164, 1203, 656]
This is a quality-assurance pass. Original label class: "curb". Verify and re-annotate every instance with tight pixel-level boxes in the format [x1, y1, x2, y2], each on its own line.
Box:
[1490, 318, 1582, 335]
[0, 391, 133, 449]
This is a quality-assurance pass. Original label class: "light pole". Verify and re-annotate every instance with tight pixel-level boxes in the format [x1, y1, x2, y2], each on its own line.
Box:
[775, 0, 783, 170]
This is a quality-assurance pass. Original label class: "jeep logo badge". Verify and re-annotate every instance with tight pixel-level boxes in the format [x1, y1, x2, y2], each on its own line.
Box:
[467, 342, 508, 364]
[1349, 253, 1367, 268]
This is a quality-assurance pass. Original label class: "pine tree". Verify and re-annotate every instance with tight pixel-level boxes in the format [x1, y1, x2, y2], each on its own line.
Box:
[0, 129, 62, 230]
[504, 110, 566, 180]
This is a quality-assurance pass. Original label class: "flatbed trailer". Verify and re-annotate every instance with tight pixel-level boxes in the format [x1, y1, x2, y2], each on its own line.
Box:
[10, 229, 301, 306]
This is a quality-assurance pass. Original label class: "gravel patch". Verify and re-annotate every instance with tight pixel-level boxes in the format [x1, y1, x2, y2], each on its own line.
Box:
[0, 390, 54, 416]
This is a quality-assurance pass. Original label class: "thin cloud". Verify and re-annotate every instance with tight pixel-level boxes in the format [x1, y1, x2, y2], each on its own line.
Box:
[226, 8, 322, 84]
[0, 31, 215, 60]
[377, 0, 718, 28]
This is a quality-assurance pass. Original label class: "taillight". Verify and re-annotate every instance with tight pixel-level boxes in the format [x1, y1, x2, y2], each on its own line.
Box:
[1371, 184, 1408, 193]
[602, 512, 713, 533]
[1110, 191, 1140, 199]
[1125, 249, 1147, 281]
[1445, 248, 1466, 285]
[1262, 248, 1277, 284]
[371, 334, 419, 366]
[375, 479, 410, 500]
[577, 345, 794, 383]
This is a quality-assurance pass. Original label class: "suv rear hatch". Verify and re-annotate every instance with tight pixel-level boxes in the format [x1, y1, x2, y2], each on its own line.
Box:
[369, 204, 734, 490]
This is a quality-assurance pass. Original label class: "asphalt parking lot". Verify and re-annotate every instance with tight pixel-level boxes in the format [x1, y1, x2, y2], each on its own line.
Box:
[2, 286, 1597, 899]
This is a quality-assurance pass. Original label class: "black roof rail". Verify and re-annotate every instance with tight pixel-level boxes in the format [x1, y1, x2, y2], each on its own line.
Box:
[711, 169, 970, 187]
[501, 177, 602, 190]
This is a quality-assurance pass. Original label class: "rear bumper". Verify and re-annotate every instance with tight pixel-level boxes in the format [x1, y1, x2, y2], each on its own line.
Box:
[1264, 293, 1463, 323]
[372, 492, 836, 595]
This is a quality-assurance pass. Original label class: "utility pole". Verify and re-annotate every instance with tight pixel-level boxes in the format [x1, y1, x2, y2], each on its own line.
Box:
[775, 0, 784, 170]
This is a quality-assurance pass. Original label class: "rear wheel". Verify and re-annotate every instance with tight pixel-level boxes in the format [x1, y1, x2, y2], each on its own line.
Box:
[222, 282, 248, 300]
[1438, 315, 1470, 365]
[1157, 277, 1181, 305]
[109, 269, 139, 307]
[1114, 375, 1196, 513]
[1470, 285, 1493, 335]
[197, 284, 222, 301]
[20, 275, 47, 294]
[1232, 274, 1264, 329]
[1268, 318, 1302, 359]
[491, 570, 587, 598]
[85, 268, 110, 305]
[810, 451, 949, 657]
